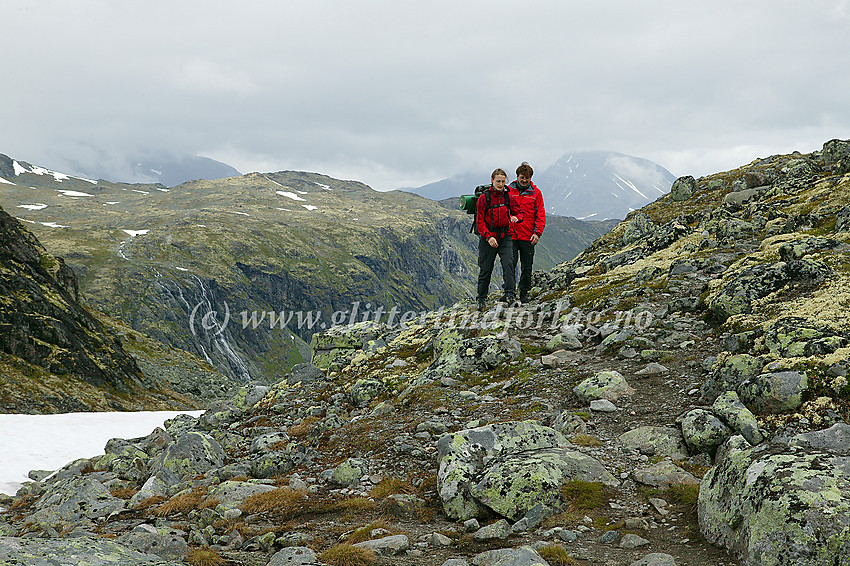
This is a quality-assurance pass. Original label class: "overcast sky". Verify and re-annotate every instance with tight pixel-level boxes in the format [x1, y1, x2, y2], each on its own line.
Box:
[2, 0, 849, 190]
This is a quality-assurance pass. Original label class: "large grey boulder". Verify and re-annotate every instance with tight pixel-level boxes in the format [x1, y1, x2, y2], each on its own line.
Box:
[737, 371, 808, 414]
[700, 354, 764, 404]
[269, 546, 318, 566]
[699, 427, 850, 565]
[472, 545, 549, 566]
[469, 447, 618, 521]
[618, 426, 689, 460]
[712, 391, 764, 445]
[708, 260, 831, 322]
[115, 524, 189, 561]
[573, 370, 633, 403]
[437, 421, 615, 521]
[353, 534, 410, 556]
[822, 138, 850, 174]
[681, 409, 731, 456]
[0, 536, 182, 566]
[28, 475, 125, 530]
[670, 176, 696, 201]
[149, 431, 225, 484]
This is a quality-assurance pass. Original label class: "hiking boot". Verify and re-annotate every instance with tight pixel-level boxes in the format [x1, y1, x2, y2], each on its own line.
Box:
[519, 292, 529, 304]
[505, 294, 519, 307]
[477, 300, 487, 312]
[500, 290, 517, 303]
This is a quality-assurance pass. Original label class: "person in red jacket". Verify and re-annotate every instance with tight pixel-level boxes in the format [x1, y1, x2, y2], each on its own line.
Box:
[508, 162, 546, 304]
[476, 168, 522, 311]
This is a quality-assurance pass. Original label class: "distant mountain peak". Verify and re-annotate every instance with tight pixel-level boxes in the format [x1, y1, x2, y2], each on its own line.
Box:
[406, 150, 676, 221]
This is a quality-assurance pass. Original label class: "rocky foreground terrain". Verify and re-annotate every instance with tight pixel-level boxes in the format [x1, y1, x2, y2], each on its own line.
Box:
[2, 139, 850, 565]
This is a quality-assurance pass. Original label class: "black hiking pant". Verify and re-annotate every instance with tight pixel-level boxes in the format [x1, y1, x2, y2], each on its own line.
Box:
[477, 234, 515, 302]
[512, 239, 535, 295]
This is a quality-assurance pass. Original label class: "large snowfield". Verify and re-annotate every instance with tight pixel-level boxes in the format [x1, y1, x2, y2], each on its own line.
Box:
[0, 410, 203, 497]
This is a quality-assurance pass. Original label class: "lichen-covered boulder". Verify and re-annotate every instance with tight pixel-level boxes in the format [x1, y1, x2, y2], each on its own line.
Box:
[331, 458, 369, 486]
[715, 218, 756, 241]
[763, 317, 847, 358]
[150, 431, 225, 484]
[681, 409, 731, 456]
[573, 370, 633, 403]
[618, 426, 689, 460]
[310, 321, 388, 370]
[101, 438, 151, 482]
[115, 524, 189, 561]
[469, 447, 618, 521]
[0, 536, 182, 566]
[700, 354, 764, 403]
[698, 425, 850, 565]
[472, 545, 549, 566]
[623, 213, 655, 245]
[437, 421, 572, 520]
[708, 260, 831, 322]
[350, 378, 386, 406]
[777, 237, 840, 262]
[250, 450, 293, 479]
[28, 475, 125, 530]
[822, 138, 850, 174]
[712, 391, 764, 446]
[737, 371, 808, 414]
[631, 459, 700, 489]
[670, 176, 696, 201]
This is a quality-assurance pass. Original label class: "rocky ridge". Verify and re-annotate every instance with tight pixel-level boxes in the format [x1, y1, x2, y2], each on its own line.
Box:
[3, 140, 850, 565]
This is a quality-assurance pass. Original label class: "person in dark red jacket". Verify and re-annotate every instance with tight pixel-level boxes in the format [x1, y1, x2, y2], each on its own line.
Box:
[508, 162, 546, 304]
[476, 168, 522, 311]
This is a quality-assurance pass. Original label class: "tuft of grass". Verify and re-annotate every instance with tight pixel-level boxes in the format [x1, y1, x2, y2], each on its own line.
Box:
[346, 518, 396, 544]
[186, 546, 225, 566]
[560, 480, 609, 511]
[288, 416, 320, 437]
[664, 483, 700, 509]
[241, 487, 307, 517]
[537, 544, 577, 565]
[369, 477, 416, 499]
[319, 544, 377, 566]
[109, 487, 139, 500]
[153, 487, 215, 517]
[570, 434, 602, 447]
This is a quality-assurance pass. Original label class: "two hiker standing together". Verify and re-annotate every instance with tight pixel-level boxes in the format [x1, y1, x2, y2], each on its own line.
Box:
[476, 162, 546, 312]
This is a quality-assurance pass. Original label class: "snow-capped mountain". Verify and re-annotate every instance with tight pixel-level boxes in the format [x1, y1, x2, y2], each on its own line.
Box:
[537, 151, 676, 220]
[406, 151, 677, 220]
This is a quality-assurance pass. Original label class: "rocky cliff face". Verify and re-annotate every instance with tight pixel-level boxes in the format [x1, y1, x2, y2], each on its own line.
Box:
[4, 140, 850, 565]
[0, 205, 199, 413]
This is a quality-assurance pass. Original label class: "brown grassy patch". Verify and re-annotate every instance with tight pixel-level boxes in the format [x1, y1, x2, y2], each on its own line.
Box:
[153, 487, 211, 517]
[109, 487, 139, 500]
[186, 546, 225, 566]
[537, 544, 577, 565]
[134, 495, 166, 511]
[368, 477, 416, 499]
[569, 434, 602, 447]
[288, 416, 320, 437]
[241, 487, 308, 517]
[318, 544, 377, 566]
[331, 496, 377, 514]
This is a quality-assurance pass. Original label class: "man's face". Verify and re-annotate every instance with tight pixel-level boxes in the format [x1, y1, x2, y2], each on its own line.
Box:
[492, 175, 507, 190]
[517, 174, 531, 187]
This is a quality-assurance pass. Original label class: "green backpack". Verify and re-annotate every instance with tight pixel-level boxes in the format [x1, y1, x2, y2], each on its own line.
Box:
[459, 184, 510, 235]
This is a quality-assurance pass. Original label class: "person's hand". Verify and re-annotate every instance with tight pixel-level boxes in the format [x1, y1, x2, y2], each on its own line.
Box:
[488, 237, 498, 247]
[530, 234, 540, 245]
[510, 216, 519, 223]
